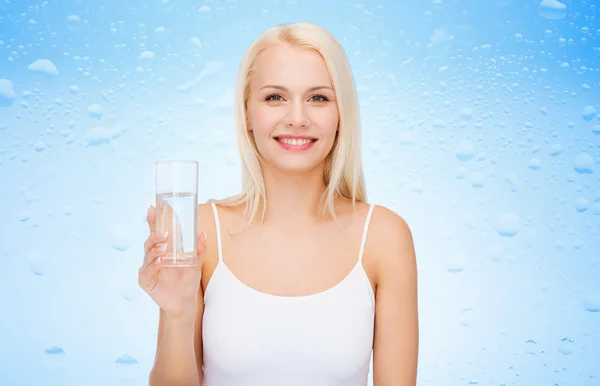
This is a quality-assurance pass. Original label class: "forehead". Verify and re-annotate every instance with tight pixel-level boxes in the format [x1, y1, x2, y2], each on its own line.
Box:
[251, 44, 332, 89]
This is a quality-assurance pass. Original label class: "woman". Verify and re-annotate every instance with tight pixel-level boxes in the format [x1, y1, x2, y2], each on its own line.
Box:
[139, 22, 419, 386]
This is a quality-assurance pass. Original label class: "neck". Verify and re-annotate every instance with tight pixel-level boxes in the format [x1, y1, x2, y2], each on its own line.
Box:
[259, 164, 329, 227]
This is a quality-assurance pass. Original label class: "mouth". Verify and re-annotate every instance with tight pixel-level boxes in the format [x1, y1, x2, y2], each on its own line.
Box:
[274, 136, 318, 146]
[273, 136, 318, 151]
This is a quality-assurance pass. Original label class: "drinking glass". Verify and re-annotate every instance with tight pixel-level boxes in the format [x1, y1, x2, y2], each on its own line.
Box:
[155, 160, 198, 267]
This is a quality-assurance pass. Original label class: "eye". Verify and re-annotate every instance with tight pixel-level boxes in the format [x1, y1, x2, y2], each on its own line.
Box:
[311, 94, 329, 102]
[265, 94, 283, 101]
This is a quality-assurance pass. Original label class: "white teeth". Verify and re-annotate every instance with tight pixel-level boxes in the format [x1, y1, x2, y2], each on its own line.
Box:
[278, 138, 313, 146]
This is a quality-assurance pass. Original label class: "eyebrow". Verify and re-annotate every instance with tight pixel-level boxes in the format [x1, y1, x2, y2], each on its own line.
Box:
[260, 85, 333, 92]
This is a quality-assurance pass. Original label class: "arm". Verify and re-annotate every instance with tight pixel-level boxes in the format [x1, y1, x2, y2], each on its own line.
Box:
[149, 305, 203, 386]
[149, 203, 214, 386]
[372, 207, 419, 386]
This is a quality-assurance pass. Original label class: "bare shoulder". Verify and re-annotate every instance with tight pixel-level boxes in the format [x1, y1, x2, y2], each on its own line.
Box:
[368, 205, 417, 284]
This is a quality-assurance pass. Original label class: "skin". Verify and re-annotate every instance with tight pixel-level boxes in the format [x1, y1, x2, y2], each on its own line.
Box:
[150, 43, 419, 385]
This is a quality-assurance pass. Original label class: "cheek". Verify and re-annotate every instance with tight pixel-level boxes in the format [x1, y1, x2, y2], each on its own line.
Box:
[314, 108, 340, 136]
[248, 105, 280, 134]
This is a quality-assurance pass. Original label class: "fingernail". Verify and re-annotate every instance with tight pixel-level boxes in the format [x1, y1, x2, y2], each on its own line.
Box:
[157, 243, 167, 252]
[201, 231, 207, 241]
[159, 231, 169, 239]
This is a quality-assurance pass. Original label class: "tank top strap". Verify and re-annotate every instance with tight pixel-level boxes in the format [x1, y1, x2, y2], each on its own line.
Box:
[210, 202, 224, 263]
[357, 203, 375, 264]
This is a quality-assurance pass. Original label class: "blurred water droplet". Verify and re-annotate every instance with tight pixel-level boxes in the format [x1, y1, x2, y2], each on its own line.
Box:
[410, 181, 424, 193]
[398, 132, 414, 146]
[44, 346, 66, 369]
[139, 50, 155, 60]
[538, 0, 567, 20]
[456, 140, 474, 161]
[460, 108, 472, 120]
[115, 354, 138, 365]
[28, 249, 48, 275]
[471, 172, 484, 188]
[455, 167, 467, 179]
[463, 213, 476, 229]
[592, 204, 600, 215]
[66, 15, 81, 32]
[490, 244, 504, 262]
[111, 223, 131, 251]
[28, 59, 58, 76]
[120, 288, 140, 301]
[369, 141, 381, 154]
[592, 125, 600, 135]
[573, 153, 594, 174]
[88, 104, 103, 120]
[582, 105, 597, 121]
[33, 141, 47, 152]
[459, 308, 475, 326]
[575, 197, 589, 212]
[86, 126, 117, 146]
[583, 290, 600, 312]
[528, 158, 541, 171]
[559, 337, 575, 355]
[549, 144, 562, 156]
[493, 213, 520, 237]
[524, 339, 538, 354]
[432, 119, 445, 129]
[445, 252, 466, 273]
[19, 212, 31, 222]
[505, 174, 518, 192]
[0, 79, 16, 107]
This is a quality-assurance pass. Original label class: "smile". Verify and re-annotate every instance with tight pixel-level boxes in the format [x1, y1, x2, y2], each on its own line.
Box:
[274, 136, 318, 151]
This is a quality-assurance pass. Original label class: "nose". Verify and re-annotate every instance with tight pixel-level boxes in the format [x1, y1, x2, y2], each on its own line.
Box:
[283, 101, 310, 128]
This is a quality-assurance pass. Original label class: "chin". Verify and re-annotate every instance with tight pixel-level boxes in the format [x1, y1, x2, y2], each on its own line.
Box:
[267, 159, 323, 175]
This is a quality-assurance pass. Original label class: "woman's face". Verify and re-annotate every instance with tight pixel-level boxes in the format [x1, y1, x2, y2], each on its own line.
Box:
[246, 44, 339, 175]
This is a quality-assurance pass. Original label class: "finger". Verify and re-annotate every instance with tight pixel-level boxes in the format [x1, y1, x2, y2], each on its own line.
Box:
[143, 231, 169, 256]
[147, 205, 156, 233]
[138, 256, 161, 283]
[143, 241, 168, 268]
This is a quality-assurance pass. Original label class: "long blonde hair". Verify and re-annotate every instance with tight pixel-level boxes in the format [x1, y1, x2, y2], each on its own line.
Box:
[210, 22, 367, 232]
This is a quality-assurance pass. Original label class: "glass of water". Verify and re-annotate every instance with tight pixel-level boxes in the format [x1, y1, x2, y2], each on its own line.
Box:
[155, 160, 198, 267]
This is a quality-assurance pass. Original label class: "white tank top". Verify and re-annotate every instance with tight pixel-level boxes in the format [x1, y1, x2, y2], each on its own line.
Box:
[202, 203, 376, 386]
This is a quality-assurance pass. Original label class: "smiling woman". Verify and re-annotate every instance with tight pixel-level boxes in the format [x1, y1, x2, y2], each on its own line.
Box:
[247, 44, 340, 175]
[140, 21, 419, 386]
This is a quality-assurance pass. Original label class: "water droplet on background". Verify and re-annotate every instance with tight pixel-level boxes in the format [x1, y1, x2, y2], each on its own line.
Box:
[88, 104, 104, 120]
[583, 290, 600, 312]
[139, 50, 155, 60]
[28, 59, 58, 76]
[456, 140, 475, 161]
[0, 79, 16, 107]
[573, 153, 595, 174]
[493, 213, 521, 237]
[44, 346, 66, 369]
[558, 337, 575, 355]
[459, 308, 475, 326]
[27, 249, 48, 275]
[490, 244, 504, 262]
[115, 354, 138, 365]
[445, 252, 467, 273]
[524, 339, 538, 355]
[582, 105, 597, 121]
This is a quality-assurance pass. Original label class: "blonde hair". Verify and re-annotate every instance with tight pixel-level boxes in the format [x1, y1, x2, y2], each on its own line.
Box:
[210, 22, 367, 232]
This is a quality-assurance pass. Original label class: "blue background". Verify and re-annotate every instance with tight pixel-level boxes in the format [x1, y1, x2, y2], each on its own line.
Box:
[1, 0, 599, 385]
